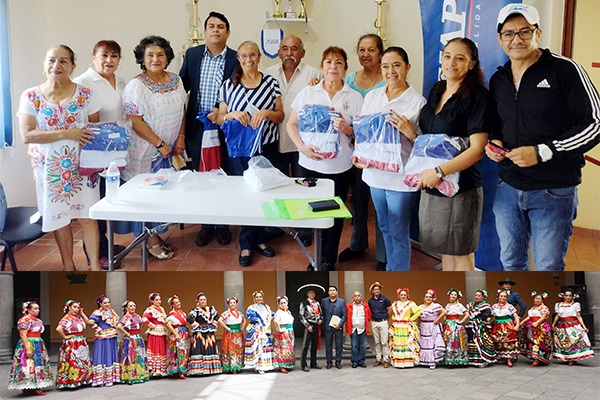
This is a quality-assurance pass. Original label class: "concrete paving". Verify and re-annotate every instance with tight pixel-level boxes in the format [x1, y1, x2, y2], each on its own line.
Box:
[1, 338, 598, 400]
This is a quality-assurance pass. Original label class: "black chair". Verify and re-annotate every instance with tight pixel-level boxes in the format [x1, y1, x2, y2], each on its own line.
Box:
[0, 206, 44, 272]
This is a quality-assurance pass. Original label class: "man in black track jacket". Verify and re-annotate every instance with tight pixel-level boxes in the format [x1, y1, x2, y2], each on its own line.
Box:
[487, 3, 600, 271]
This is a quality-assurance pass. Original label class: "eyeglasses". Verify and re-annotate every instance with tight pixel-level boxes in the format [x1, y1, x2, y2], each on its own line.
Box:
[239, 53, 260, 60]
[499, 28, 537, 41]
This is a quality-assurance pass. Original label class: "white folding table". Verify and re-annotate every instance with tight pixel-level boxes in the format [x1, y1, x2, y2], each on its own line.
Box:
[89, 173, 335, 271]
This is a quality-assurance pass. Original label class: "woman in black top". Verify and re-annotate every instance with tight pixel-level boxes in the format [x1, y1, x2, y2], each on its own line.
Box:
[416, 37, 489, 271]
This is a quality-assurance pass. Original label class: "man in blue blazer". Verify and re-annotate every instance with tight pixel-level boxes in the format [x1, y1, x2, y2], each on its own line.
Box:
[321, 285, 346, 369]
[498, 277, 527, 317]
[180, 11, 239, 248]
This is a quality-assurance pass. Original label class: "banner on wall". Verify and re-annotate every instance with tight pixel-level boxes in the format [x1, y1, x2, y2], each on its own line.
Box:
[419, 0, 519, 96]
[418, 0, 521, 271]
[261, 28, 284, 59]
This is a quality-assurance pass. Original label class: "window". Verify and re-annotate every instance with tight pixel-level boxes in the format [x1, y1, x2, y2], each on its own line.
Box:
[0, 0, 13, 149]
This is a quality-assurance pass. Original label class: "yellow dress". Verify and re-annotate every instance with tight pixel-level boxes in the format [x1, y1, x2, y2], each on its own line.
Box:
[390, 300, 422, 368]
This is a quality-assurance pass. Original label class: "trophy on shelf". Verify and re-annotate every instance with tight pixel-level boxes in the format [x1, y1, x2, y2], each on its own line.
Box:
[299, 0, 307, 19]
[285, 0, 297, 18]
[273, 0, 283, 18]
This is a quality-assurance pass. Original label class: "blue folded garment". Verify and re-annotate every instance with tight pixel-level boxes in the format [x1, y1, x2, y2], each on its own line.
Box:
[221, 118, 263, 158]
[411, 133, 469, 159]
[354, 113, 397, 144]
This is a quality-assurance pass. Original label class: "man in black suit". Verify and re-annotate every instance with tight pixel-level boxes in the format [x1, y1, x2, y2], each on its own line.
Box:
[320, 285, 346, 369]
[180, 11, 239, 247]
[498, 277, 527, 317]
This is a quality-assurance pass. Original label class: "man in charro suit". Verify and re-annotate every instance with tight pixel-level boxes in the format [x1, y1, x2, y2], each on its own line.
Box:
[180, 11, 238, 248]
[498, 277, 527, 317]
[298, 284, 324, 372]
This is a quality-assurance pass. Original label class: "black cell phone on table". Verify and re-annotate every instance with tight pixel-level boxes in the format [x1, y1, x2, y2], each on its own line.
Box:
[308, 199, 340, 212]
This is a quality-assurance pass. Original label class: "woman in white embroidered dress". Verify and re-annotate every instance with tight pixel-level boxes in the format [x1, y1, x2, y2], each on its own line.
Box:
[120, 35, 186, 260]
[18, 45, 101, 271]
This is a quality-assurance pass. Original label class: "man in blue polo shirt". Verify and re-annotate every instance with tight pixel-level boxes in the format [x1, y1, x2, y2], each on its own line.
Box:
[367, 281, 391, 368]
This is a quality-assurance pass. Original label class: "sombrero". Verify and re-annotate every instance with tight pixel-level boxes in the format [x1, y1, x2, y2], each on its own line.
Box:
[498, 277, 517, 286]
[297, 283, 326, 293]
[369, 281, 383, 293]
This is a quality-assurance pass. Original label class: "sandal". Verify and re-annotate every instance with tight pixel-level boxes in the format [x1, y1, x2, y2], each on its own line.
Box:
[507, 360, 513, 367]
[147, 243, 174, 260]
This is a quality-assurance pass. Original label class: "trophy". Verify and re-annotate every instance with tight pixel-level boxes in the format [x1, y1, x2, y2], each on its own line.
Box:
[273, 0, 283, 18]
[285, 0, 297, 18]
[299, 0, 307, 19]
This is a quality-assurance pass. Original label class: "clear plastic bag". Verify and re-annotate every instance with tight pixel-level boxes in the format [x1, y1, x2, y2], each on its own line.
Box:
[79, 121, 130, 175]
[352, 112, 403, 172]
[403, 133, 469, 197]
[298, 104, 341, 159]
[243, 156, 292, 191]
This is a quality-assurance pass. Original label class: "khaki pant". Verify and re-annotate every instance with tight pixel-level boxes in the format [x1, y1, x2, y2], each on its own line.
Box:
[371, 319, 389, 362]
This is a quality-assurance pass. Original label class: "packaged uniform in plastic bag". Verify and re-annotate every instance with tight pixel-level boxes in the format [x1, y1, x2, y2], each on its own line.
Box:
[196, 111, 222, 172]
[352, 112, 403, 172]
[403, 133, 469, 197]
[243, 155, 292, 191]
[79, 121, 130, 175]
[221, 117, 264, 158]
[298, 104, 341, 159]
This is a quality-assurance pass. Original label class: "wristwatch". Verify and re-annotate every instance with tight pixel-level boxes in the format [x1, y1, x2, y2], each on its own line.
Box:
[434, 166, 445, 179]
[155, 140, 166, 149]
[536, 144, 553, 162]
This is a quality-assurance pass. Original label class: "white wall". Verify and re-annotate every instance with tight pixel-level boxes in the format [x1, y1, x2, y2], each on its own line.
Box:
[0, 0, 564, 208]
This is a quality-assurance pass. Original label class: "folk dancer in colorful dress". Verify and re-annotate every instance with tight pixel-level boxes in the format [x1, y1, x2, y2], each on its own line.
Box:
[520, 291, 553, 366]
[491, 290, 521, 367]
[56, 300, 93, 388]
[390, 288, 421, 368]
[245, 290, 275, 373]
[143, 293, 169, 377]
[88, 294, 121, 386]
[466, 290, 496, 368]
[187, 293, 222, 375]
[273, 296, 296, 373]
[418, 289, 446, 369]
[443, 289, 469, 367]
[166, 295, 190, 378]
[116, 300, 149, 384]
[218, 297, 246, 374]
[8, 301, 54, 396]
[552, 289, 594, 365]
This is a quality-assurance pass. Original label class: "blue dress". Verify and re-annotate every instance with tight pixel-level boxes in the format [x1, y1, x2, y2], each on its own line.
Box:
[89, 308, 121, 386]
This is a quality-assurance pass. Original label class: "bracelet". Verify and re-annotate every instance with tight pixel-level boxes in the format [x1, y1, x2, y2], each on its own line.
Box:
[155, 140, 166, 149]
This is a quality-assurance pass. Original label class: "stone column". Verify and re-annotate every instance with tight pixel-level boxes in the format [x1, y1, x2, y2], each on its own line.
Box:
[224, 272, 244, 311]
[343, 272, 365, 303]
[105, 272, 127, 314]
[276, 272, 286, 297]
[0, 272, 14, 363]
[465, 271, 487, 303]
[584, 272, 600, 345]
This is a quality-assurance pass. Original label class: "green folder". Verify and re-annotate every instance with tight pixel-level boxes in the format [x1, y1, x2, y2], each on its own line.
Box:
[262, 196, 352, 220]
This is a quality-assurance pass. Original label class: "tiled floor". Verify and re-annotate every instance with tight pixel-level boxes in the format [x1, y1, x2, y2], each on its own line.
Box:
[5, 219, 599, 272]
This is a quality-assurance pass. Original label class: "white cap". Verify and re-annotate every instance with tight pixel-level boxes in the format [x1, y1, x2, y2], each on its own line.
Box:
[497, 3, 540, 32]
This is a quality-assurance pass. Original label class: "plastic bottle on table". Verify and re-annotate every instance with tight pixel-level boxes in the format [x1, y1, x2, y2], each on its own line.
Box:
[105, 161, 120, 204]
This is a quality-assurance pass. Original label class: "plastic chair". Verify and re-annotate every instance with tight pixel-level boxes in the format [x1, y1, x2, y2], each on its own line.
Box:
[0, 206, 44, 272]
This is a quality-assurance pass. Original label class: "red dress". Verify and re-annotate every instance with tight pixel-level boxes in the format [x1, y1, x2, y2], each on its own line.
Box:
[142, 305, 168, 377]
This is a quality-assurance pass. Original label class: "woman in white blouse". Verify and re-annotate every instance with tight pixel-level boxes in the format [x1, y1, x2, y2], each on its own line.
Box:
[73, 40, 126, 269]
[287, 46, 363, 271]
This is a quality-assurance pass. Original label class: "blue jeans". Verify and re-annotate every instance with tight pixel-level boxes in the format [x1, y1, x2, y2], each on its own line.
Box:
[324, 328, 343, 364]
[350, 330, 366, 365]
[493, 181, 577, 271]
[370, 188, 419, 271]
